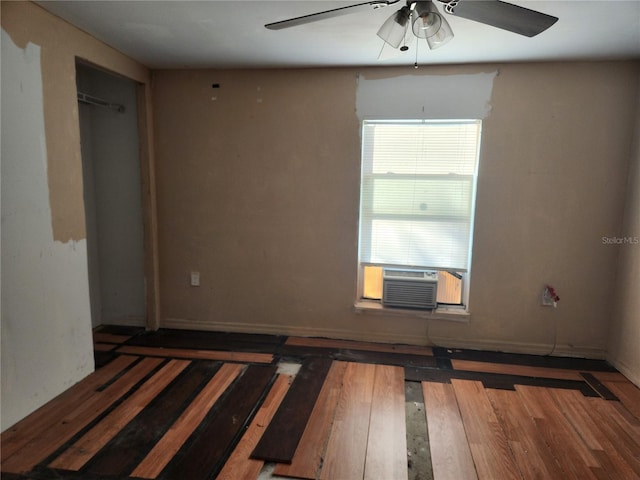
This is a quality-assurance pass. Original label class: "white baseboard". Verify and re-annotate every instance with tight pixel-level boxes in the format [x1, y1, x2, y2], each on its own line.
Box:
[606, 356, 640, 388]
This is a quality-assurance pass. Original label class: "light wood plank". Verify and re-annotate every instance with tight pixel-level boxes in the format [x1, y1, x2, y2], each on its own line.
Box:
[549, 389, 638, 480]
[49, 359, 190, 471]
[320, 362, 376, 480]
[93, 332, 132, 344]
[274, 361, 347, 479]
[286, 336, 432, 356]
[94, 342, 118, 352]
[1, 355, 138, 462]
[604, 380, 640, 420]
[450, 379, 521, 480]
[422, 382, 478, 480]
[2, 357, 163, 474]
[364, 365, 408, 480]
[516, 385, 602, 480]
[486, 388, 568, 479]
[586, 397, 640, 478]
[117, 345, 273, 363]
[451, 359, 583, 380]
[591, 371, 632, 383]
[131, 362, 244, 479]
[216, 374, 293, 480]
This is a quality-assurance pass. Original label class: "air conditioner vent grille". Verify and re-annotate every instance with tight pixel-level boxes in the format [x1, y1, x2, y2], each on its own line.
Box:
[382, 269, 437, 309]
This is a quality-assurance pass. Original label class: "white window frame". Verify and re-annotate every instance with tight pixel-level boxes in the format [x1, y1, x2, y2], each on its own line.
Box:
[356, 119, 482, 312]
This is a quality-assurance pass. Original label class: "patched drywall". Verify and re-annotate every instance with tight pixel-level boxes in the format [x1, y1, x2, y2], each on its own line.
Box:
[1, 30, 94, 431]
[356, 72, 496, 120]
[1, 1, 149, 243]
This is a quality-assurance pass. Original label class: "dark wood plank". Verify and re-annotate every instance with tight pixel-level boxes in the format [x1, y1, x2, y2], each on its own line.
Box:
[160, 364, 277, 480]
[216, 374, 292, 480]
[286, 336, 433, 356]
[94, 325, 144, 336]
[93, 350, 118, 369]
[49, 359, 190, 471]
[82, 360, 223, 476]
[125, 328, 285, 353]
[251, 356, 333, 463]
[1, 355, 138, 462]
[131, 363, 243, 479]
[1, 357, 162, 474]
[335, 350, 437, 368]
[580, 372, 619, 401]
[273, 361, 347, 479]
[280, 345, 437, 368]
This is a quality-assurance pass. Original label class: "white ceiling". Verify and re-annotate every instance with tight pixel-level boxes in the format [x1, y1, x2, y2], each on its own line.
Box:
[37, 0, 640, 69]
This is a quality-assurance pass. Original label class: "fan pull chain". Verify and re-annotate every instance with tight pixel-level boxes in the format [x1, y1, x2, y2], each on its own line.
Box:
[414, 36, 419, 68]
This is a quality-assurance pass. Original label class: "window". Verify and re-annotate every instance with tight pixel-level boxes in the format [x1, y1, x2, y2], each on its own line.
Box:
[357, 119, 482, 308]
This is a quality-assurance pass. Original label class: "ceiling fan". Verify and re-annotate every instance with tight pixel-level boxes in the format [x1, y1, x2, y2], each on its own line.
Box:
[265, 0, 558, 52]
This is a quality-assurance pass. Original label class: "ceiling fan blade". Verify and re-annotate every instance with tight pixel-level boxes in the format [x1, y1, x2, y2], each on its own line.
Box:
[450, 0, 558, 37]
[265, 1, 399, 30]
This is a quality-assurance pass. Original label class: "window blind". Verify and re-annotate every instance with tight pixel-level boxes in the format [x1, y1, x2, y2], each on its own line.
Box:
[358, 120, 481, 272]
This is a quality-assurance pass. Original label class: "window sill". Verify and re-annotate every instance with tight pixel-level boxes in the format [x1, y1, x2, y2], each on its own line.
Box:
[354, 300, 470, 322]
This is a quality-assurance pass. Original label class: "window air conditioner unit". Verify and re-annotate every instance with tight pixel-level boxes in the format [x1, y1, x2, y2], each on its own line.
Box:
[382, 269, 438, 310]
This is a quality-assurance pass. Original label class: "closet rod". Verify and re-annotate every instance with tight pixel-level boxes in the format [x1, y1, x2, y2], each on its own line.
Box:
[77, 92, 125, 113]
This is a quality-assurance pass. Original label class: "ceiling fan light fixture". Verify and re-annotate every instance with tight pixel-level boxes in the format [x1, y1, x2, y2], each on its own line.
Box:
[412, 1, 443, 39]
[425, 13, 453, 49]
[377, 5, 411, 48]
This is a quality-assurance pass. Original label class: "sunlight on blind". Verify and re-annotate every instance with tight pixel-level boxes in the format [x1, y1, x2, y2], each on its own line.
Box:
[359, 120, 481, 271]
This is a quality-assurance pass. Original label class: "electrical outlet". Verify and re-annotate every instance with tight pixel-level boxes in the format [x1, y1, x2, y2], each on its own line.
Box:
[542, 291, 555, 306]
[542, 285, 559, 307]
[190, 271, 200, 287]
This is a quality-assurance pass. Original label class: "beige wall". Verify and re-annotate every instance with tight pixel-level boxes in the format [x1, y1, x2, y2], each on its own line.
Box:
[1, 1, 152, 430]
[152, 62, 640, 357]
[608, 82, 640, 386]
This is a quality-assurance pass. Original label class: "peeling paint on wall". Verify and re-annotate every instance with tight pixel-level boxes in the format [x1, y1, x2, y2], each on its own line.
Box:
[1, 29, 94, 432]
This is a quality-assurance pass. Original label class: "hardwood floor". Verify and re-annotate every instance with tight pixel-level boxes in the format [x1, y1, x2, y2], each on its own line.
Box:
[2, 327, 639, 480]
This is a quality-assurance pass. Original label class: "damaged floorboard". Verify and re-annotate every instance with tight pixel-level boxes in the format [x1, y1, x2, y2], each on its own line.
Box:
[251, 356, 333, 464]
[1, 326, 639, 480]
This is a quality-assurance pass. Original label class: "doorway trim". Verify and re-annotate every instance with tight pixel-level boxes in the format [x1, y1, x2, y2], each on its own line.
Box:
[76, 58, 160, 331]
